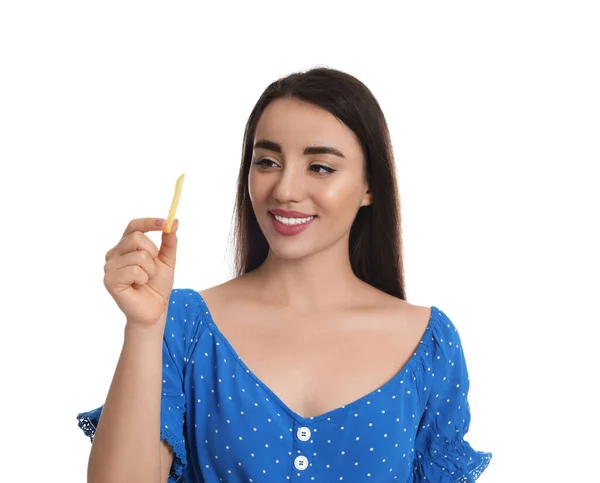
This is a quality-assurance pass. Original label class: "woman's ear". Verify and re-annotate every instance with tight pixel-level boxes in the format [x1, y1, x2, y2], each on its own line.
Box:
[360, 187, 373, 207]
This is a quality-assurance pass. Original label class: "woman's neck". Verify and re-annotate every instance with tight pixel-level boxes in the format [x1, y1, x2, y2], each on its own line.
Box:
[249, 245, 366, 314]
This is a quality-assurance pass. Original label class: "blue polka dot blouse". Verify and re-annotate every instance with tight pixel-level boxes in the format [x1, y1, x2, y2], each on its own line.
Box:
[78, 288, 492, 482]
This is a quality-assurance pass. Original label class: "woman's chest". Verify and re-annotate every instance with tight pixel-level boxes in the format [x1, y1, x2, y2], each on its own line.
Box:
[184, 335, 424, 482]
[193, 314, 421, 421]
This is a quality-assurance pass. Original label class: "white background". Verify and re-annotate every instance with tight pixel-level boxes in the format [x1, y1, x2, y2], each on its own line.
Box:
[1, 1, 598, 481]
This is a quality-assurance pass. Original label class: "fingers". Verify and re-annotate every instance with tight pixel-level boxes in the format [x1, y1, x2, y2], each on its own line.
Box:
[105, 250, 157, 280]
[104, 264, 150, 289]
[122, 218, 168, 238]
[158, 219, 179, 269]
[104, 216, 179, 280]
[105, 228, 160, 262]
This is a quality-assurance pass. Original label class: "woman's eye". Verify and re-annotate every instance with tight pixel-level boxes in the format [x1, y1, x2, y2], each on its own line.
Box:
[254, 158, 278, 168]
[309, 164, 336, 174]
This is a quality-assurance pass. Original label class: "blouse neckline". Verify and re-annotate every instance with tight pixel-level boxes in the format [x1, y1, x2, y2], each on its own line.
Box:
[192, 290, 440, 425]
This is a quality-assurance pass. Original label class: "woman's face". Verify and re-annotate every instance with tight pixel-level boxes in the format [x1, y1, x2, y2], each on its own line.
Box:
[248, 97, 372, 261]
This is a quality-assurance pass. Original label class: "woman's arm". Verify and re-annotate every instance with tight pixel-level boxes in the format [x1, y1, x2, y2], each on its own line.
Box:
[160, 441, 175, 483]
[412, 308, 492, 480]
[87, 320, 168, 483]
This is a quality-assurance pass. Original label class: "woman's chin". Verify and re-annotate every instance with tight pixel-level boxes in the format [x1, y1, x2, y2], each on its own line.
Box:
[265, 240, 318, 262]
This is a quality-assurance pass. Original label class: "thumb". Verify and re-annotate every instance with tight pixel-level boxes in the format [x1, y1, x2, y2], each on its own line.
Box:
[158, 219, 179, 268]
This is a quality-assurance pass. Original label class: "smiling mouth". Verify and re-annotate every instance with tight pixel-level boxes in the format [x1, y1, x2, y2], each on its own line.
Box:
[271, 214, 316, 225]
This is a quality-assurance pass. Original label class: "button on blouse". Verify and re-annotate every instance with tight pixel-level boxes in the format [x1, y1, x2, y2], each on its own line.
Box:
[77, 288, 492, 482]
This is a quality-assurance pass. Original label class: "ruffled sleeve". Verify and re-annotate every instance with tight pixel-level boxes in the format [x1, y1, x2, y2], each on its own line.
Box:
[76, 288, 205, 483]
[413, 308, 492, 482]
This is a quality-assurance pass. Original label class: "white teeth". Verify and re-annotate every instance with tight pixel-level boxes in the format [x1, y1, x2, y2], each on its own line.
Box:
[273, 214, 314, 225]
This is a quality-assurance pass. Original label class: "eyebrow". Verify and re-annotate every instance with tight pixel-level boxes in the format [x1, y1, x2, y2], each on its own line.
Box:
[253, 140, 346, 158]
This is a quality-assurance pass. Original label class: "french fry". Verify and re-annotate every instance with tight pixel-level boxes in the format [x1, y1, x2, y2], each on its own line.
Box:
[164, 173, 185, 234]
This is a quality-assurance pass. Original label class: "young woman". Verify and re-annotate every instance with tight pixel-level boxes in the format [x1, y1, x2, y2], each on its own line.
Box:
[77, 67, 492, 482]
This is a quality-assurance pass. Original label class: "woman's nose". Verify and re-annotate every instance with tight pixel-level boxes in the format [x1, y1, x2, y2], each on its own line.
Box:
[272, 165, 306, 203]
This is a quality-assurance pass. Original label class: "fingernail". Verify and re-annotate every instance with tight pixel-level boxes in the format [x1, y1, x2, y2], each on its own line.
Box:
[173, 220, 179, 231]
[155, 218, 165, 227]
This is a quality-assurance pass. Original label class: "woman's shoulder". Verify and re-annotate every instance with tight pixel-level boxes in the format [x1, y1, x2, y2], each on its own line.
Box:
[194, 275, 251, 314]
[164, 287, 214, 339]
[358, 282, 434, 337]
[197, 276, 245, 301]
[357, 285, 474, 371]
[363, 283, 462, 342]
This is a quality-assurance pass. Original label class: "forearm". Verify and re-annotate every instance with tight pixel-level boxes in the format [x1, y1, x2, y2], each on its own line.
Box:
[87, 316, 166, 483]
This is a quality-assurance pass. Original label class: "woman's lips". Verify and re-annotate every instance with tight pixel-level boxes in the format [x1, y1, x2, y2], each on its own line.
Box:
[269, 212, 316, 236]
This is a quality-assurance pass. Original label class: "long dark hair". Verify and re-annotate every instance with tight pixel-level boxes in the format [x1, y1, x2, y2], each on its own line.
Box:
[231, 67, 406, 300]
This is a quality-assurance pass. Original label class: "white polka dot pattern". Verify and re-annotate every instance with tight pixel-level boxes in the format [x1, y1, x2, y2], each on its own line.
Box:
[77, 288, 492, 482]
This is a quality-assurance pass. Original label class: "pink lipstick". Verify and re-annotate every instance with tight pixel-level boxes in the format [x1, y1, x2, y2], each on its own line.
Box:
[269, 209, 316, 236]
